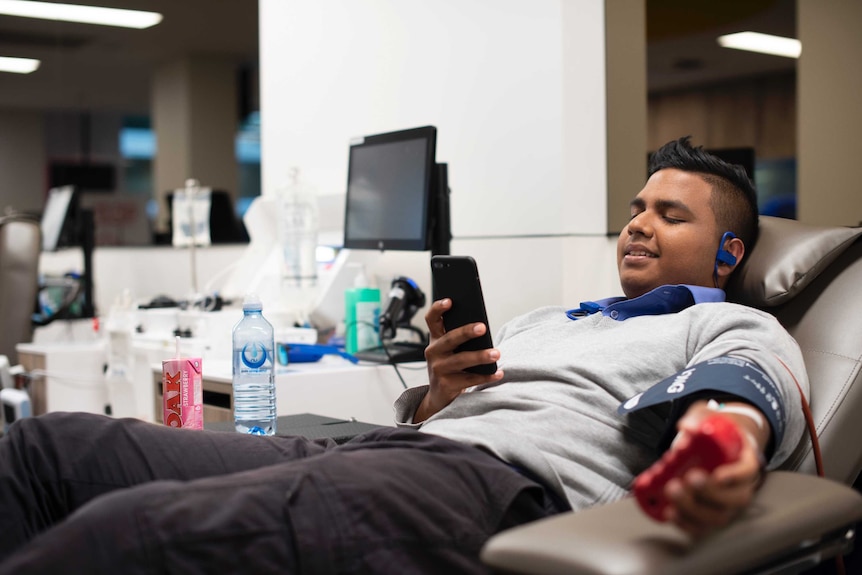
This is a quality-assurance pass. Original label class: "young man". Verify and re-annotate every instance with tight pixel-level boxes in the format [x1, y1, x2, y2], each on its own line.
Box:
[0, 138, 807, 574]
[412, 137, 803, 536]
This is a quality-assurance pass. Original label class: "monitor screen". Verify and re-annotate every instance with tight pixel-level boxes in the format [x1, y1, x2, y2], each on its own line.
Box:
[49, 162, 116, 193]
[343, 126, 437, 251]
[41, 186, 77, 251]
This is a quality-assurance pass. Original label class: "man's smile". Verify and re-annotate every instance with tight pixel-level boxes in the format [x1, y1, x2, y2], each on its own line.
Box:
[623, 243, 658, 262]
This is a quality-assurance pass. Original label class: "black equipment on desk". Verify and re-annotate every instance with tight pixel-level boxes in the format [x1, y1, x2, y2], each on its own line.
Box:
[355, 276, 427, 364]
[379, 276, 426, 340]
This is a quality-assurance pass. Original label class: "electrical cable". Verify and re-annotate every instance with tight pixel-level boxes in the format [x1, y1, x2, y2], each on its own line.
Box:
[775, 355, 845, 575]
[343, 319, 418, 390]
[27, 369, 105, 390]
[32, 276, 83, 327]
[378, 336, 408, 390]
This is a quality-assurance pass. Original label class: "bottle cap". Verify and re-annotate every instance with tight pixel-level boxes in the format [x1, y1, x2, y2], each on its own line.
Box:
[353, 265, 369, 288]
[242, 293, 263, 311]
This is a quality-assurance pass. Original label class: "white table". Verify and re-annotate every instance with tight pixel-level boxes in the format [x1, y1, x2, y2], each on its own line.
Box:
[152, 356, 428, 426]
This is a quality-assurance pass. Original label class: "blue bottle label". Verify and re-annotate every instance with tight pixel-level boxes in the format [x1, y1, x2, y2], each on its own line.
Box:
[241, 343, 268, 369]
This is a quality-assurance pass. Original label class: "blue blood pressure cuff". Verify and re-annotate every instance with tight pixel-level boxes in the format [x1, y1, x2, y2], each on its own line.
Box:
[618, 356, 786, 447]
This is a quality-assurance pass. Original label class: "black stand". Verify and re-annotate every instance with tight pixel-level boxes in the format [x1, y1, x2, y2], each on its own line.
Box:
[79, 209, 96, 318]
[430, 162, 451, 259]
[430, 162, 451, 308]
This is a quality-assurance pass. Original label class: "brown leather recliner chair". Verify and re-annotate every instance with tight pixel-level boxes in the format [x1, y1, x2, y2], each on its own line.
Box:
[0, 215, 41, 366]
[482, 216, 862, 575]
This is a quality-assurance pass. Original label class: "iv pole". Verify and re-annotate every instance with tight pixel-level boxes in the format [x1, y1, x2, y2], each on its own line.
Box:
[183, 178, 202, 304]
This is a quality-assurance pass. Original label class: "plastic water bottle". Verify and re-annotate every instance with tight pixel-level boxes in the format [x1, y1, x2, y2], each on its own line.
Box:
[277, 167, 318, 288]
[232, 294, 277, 435]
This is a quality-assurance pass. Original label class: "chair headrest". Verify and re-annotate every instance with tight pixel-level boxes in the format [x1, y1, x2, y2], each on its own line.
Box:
[727, 216, 862, 307]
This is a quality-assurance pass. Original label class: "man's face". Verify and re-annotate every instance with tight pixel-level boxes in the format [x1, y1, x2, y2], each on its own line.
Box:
[617, 168, 721, 299]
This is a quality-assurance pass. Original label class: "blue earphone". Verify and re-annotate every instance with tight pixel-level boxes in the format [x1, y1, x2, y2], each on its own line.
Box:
[713, 231, 738, 287]
[715, 231, 738, 266]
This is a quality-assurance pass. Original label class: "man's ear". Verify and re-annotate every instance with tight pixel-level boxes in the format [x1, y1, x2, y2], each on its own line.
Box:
[717, 236, 746, 280]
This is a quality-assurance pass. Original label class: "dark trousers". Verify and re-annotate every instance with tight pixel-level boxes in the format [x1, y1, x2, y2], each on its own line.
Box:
[0, 412, 556, 574]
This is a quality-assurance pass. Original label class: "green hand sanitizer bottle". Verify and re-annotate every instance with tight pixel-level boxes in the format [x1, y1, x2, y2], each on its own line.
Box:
[344, 267, 381, 354]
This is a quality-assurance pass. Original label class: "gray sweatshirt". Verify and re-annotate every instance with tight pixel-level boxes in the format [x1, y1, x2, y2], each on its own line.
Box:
[394, 301, 808, 512]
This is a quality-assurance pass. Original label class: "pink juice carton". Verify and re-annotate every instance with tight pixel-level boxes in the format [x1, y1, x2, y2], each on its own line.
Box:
[162, 357, 203, 429]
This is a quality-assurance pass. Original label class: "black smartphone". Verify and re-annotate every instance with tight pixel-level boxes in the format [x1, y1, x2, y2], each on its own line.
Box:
[430, 255, 497, 375]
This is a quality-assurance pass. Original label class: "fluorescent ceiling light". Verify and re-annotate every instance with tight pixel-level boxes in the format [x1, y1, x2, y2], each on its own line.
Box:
[0, 0, 162, 29]
[717, 32, 801, 59]
[0, 56, 40, 73]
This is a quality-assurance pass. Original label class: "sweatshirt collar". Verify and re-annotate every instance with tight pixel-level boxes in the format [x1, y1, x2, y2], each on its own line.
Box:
[566, 285, 725, 321]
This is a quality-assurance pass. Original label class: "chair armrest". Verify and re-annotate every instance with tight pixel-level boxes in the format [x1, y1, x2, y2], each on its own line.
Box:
[481, 471, 862, 575]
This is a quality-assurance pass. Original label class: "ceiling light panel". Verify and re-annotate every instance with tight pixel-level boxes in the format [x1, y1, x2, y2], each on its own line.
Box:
[717, 32, 802, 59]
[0, 0, 162, 29]
[0, 55, 40, 73]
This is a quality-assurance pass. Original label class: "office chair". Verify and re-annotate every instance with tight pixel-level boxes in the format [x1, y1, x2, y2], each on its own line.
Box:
[482, 216, 862, 575]
[0, 215, 41, 366]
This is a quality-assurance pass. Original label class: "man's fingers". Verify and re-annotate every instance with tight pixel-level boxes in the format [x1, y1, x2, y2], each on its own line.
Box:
[666, 459, 759, 536]
[689, 469, 755, 510]
[434, 322, 490, 355]
[439, 346, 500, 375]
[425, 298, 451, 339]
[666, 476, 737, 535]
[425, 299, 491, 347]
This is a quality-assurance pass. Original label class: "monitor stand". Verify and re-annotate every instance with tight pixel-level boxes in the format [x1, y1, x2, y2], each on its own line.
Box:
[79, 209, 96, 318]
[353, 341, 426, 364]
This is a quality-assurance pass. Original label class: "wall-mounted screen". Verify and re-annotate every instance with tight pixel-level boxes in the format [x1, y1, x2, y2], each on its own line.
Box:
[40, 186, 77, 252]
[343, 126, 437, 252]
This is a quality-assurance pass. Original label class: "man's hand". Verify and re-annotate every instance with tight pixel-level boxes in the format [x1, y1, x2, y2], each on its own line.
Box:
[413, 298, 504, 423]
[664, 400, 769, 537]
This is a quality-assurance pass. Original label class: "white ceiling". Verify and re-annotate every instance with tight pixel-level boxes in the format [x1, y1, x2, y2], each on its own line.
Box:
[0, 0, 795, 114]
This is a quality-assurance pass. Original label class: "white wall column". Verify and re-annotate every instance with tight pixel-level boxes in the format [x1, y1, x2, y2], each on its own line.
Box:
[152, 56, 239, 232]
[797, 0, 862, 226]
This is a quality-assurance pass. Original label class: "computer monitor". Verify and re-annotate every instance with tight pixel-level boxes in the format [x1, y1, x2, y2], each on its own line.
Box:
[40, 186, 78, 252]
[49, 162, 116, 193]
[343, 125, 450, 255]
[38, 185, 96, 318]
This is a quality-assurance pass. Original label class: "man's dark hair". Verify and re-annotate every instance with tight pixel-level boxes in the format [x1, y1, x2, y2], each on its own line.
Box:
[649, 136, 759, 250]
